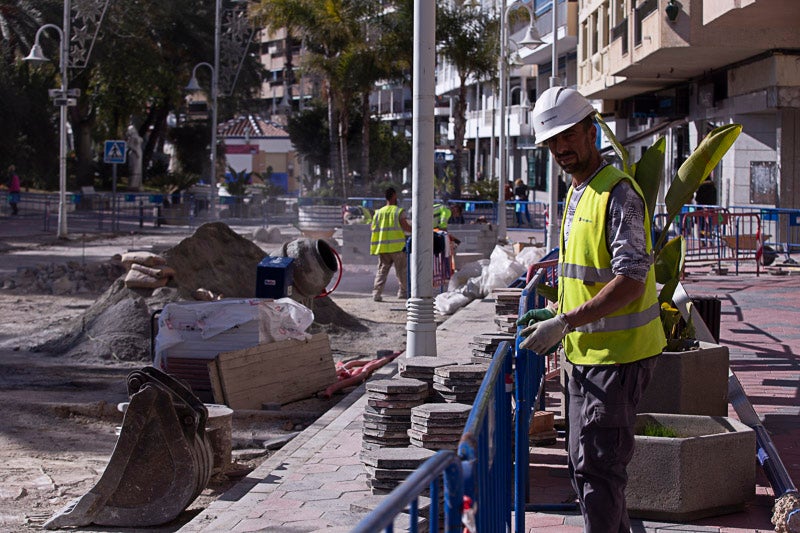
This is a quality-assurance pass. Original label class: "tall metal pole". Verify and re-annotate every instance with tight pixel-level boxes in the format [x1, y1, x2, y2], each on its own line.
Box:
[57, 0, 71, 239]
[474, 84, 481, 181]
[546, 0, 561, 249]
[406, 0, 436, 358]
[497, 0, 508, 240]
[210, 0, 221, 219]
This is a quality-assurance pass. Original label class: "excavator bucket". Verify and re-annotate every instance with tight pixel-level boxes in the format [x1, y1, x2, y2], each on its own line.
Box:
[44, 366, 213, 529]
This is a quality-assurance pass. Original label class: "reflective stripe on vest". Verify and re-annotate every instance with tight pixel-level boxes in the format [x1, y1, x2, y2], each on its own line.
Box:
[370, 205, 406, 254]
[559, 165, 666, 365]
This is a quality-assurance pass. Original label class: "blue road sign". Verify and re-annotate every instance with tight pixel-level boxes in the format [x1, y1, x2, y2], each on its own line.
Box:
[104, 140, 127, 164]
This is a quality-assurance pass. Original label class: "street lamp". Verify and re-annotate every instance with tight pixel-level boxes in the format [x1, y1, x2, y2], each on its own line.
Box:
[545, 0, 562, 250]
[186, 61, 219, 219]
[25, 21, 69, 239]
[25, 0, 108, 239]
[185, 0, 253, 220]
[499, 0, 543, 239]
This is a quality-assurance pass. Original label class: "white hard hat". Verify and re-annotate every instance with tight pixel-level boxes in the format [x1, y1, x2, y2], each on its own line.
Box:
[532, 86, 596, 143]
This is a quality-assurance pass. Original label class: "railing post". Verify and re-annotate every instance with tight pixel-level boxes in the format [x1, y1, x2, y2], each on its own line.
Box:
[139, 199, 144, 228]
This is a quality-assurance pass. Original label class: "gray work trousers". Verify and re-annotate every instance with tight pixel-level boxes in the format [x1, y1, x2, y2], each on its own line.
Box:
[566, 356, 657, 533]
[372, 250, 408, 298]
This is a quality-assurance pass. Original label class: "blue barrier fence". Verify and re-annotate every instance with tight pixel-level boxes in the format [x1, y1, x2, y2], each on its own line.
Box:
[352, 341, 514, 532]
[355, 259, 565, 532]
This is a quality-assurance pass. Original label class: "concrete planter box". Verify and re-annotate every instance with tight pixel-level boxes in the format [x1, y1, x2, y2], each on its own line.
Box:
[637, 342, 729, 416]
[626, 413, 756, 521]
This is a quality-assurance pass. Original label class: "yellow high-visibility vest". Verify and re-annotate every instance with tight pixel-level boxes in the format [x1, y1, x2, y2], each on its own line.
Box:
[559, 165, 666, 365]
[370, 205, 406, 254]
[433, 203, 451, 229]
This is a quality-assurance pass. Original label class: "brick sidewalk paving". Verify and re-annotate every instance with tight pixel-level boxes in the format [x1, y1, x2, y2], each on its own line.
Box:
[178, 272, 800, 533]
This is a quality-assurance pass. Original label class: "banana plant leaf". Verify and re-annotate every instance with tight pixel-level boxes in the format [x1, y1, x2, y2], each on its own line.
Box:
[656, 124, 743, 251]
[634, 137, 666, 222]
[595, 113, 630, 174]
[654, 235, 685, 303]
[536, 283, 558, 303]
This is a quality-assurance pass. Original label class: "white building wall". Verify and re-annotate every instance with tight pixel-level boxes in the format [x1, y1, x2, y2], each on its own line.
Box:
[730, 114, 777, 207]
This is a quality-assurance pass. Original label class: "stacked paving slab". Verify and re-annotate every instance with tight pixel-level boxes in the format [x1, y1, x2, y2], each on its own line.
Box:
[493, 287, 523, 333]
[361, 445, 436, 495]
[470, 333, 515, 362]
[362, 378, 429, 452]
[408, 403, 472, 451]
[433, 363, 490, 404]
[398, 356, 457, 400]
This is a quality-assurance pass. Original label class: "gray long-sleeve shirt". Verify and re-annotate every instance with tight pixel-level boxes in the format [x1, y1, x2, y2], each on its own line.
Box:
[563, 163, 651, 283]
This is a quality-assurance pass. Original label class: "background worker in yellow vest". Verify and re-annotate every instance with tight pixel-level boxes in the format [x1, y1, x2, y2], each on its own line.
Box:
[432, 202, 451, 230]
[370, 187, 411, 302]
[518, 87, 666, 533]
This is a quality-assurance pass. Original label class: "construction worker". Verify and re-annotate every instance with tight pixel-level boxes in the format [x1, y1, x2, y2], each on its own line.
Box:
[518, 86, 666, 533]
[370, 187, 411, 301]
[432, 202, 451, 230]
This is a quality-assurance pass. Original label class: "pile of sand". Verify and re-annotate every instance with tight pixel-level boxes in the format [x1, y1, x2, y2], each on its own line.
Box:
[32, 222, 364, 362]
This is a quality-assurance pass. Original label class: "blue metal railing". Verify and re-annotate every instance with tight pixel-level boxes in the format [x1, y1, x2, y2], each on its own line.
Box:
[356, 254, 572, 532]
[353, 341, 514, 533]
[351, 450, 464, 533]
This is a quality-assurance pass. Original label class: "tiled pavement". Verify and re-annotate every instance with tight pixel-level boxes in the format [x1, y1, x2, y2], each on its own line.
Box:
[180, 267, 800, 533]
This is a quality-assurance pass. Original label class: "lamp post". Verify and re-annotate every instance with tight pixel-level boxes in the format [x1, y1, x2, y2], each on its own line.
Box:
[185, 0, 253, 220]
[545, 0, 562, 250]
[186, 60, 219, 219]
[25, 19, 70, 238]
[24, 0, 108, 239]
[499, 0, 543, 239]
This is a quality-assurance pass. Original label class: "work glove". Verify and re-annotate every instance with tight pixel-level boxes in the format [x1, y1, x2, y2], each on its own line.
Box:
[519, 314, 571, 355]
[516, 308, 556, 327]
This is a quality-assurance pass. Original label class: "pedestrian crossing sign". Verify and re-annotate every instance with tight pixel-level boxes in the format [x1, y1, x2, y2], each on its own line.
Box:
[104, 140, 127, 164]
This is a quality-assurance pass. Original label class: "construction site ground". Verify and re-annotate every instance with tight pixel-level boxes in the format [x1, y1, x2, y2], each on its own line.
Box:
[1, 214, 799, 532]
[0, 218, 413, 531]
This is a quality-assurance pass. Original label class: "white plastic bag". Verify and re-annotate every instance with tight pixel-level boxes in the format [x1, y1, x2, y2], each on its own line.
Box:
[258, 298, 315, 343]
[481, 245, 525, 293]
[447, 260, 488, 292]
[434, 291, 472, 315]
[515, 245, 548, 269]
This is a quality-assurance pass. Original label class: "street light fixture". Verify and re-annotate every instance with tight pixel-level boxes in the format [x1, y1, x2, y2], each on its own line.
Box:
[186, 61, 220, 219]
[25, 22, 69, 238]
[545, 0, 562, 250]
[499, 0, 543, 239]
[185, 0, 254, 220]
[25, 0, 108, 239]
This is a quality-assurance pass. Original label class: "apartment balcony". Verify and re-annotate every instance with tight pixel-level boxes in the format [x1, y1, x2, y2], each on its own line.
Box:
[579, 0, 800, 100]
[464, 105, 532, 140]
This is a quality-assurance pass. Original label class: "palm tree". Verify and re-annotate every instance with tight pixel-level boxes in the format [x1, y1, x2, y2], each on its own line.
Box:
[436, 3, 499, 198]
[0, 0, 49, 63]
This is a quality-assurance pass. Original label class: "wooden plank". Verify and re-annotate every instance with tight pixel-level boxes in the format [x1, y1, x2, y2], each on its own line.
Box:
[208, 358, 226, 405]
[213, 333, 336, 409]
[215, 334, 330, 371]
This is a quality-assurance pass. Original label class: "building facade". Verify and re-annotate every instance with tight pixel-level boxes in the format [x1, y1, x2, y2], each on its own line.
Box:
[577, 0, 800, 217]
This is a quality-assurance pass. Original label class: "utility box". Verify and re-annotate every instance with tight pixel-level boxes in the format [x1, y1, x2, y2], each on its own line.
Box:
[256, 256, 294, 298]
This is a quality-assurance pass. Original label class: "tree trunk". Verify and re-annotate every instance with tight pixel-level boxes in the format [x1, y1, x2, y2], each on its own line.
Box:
[360, 92, 370, 194]
[452, 79, 469, 199]
[338, 102, 350, 199]
[327, 88, 342, 193]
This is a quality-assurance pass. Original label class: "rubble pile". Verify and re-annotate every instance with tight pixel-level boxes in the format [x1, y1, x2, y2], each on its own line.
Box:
[1, 261, 125, 295]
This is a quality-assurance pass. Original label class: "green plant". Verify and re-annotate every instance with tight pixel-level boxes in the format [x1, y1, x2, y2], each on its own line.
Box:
[225, 166, 258, 196]
[596, 118, 742, 341]
[148, 171, 200, 196]
[638, 421, 680, 438]
[596, 118, 742, 306]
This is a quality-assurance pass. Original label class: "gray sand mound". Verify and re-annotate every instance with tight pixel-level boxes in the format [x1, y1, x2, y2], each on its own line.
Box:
[28, 222, 363, 361]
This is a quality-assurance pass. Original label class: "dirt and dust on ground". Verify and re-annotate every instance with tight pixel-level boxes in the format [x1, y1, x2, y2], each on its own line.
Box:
[0, 221, 411, 531]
